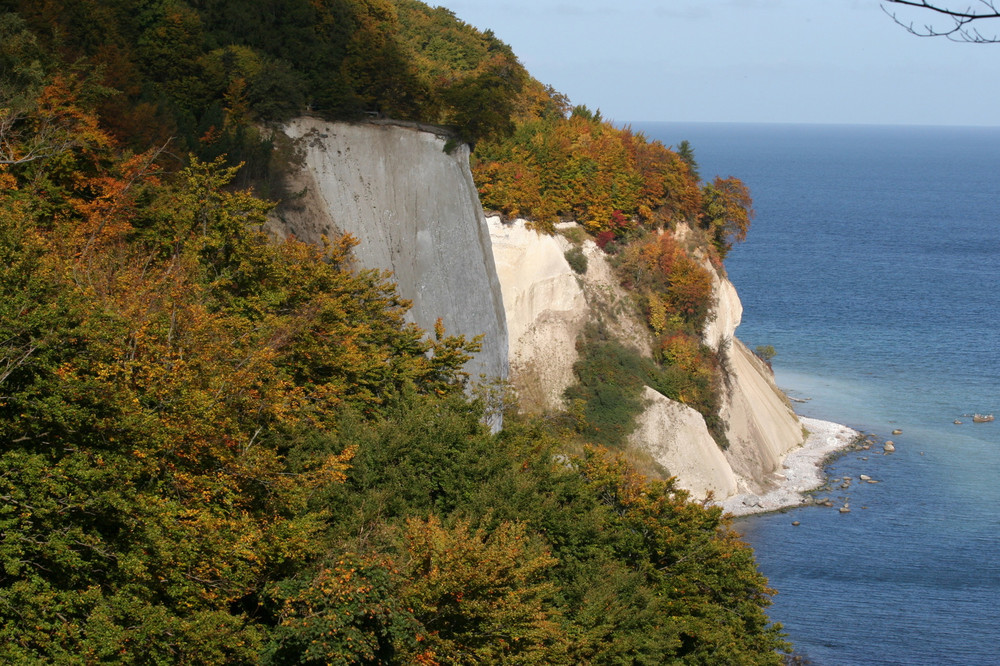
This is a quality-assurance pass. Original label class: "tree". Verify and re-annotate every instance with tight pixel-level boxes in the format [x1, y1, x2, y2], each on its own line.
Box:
[882, 0, 1000, 42]
[675, 139, 700, 182]
[393, 515, 566, 664]
[0, 15, 95, 167]
[701, 176, 754, 260]
[440, 52, 526, 147]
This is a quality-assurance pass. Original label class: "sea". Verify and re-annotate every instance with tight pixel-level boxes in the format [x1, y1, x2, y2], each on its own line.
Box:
[633, 122, 1000, 665]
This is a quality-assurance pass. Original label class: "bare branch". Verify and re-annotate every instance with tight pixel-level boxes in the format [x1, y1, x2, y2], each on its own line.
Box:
[882, 0, 1000, 42]
[0, 344, 38, 386]
[0, 106, 79, 165]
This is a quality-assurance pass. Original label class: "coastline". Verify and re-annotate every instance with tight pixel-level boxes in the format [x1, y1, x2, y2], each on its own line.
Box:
[718, 417, 860, 517]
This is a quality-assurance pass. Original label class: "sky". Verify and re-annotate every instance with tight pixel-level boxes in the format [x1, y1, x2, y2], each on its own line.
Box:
[433, 0, 1000, 126]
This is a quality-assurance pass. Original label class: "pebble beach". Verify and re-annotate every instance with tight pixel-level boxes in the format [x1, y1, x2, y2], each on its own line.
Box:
[719, 417, 860, 517]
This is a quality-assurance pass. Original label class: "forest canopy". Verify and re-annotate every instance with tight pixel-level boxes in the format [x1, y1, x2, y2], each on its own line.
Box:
[0, 1, 783, 662]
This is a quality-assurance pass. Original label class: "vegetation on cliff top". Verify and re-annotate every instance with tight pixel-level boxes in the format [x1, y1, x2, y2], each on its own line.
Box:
[0, 0, 527, 160]
[0, 1, 783, 662]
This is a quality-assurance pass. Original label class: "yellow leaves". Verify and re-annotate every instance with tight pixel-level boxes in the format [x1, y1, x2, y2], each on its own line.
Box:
[395, 514, 565, 662]
[321, 232, 361, 269]
[0, 166, 16, 190]
[473, 109, 701, 236]
[660, 334, 704, 377]
[647, 293, 667, 335]
[298, 445, 357, 489]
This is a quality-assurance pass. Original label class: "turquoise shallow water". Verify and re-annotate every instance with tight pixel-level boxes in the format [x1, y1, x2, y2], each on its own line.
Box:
[634, 122, 1000, 665]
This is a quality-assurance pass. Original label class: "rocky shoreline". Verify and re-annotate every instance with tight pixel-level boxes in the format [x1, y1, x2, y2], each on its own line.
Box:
[718, 417, 861, 517]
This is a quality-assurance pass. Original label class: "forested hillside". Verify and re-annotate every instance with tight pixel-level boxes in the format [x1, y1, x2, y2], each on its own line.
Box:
[0, 1, 785, 662]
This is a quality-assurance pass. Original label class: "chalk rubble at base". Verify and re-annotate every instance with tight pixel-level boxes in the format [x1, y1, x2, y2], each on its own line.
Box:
[717, 417, 860, 517]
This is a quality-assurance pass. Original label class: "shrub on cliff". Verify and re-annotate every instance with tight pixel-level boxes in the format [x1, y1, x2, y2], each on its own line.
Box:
[564, 332, 651, 448]
[564, 321, 728, 451]
[701, 175, 755, 260]
[564, 246, 588, 274]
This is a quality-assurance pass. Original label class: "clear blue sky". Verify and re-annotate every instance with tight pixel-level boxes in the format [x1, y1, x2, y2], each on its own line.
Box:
[435, 0, 1000, 126]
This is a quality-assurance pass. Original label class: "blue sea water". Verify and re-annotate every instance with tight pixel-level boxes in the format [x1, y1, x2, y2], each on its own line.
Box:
[634, 122, 1000, 665]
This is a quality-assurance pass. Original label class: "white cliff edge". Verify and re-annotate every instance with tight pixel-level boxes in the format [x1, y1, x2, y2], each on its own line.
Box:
[629, 386, 738, 499]
[488, 217, 809, 502]
[270, 118, 508, 386]
[705, 267, 805, 494]
[487, 217, 586, 410]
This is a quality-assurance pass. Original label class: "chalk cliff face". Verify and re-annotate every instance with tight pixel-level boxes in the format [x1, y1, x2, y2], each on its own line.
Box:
[271, 118, 508, 384]
[629, 387, 738, 499]
[487, 217, 586, 411]
[705, 268, 804, 492]
[488, 218, 802, 499]
[488, 217, 651, 412]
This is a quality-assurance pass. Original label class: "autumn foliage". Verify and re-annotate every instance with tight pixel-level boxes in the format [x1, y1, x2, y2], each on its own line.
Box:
[0, 4, 784, 663]
[470, 83, 753, 451]
[0, 78, 476, 661]
[475, 109, 704, 234]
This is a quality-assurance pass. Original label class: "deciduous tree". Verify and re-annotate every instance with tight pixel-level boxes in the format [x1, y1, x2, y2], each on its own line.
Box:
[701, 175, 754, 260]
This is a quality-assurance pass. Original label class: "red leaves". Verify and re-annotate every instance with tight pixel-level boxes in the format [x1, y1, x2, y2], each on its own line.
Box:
[595, 230, 616, 250]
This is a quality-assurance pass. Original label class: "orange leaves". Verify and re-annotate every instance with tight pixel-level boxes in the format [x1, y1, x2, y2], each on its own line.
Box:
[34, 74, 112, 153]
[297, 445, 357, 490]
[617, 231, 714, 333]
[0, 73, 111, 168]
[660, 333, 705, 377]
[472, 110, 702, 235]
[70, 147, 163, 257]
[663, 252, 714, 326]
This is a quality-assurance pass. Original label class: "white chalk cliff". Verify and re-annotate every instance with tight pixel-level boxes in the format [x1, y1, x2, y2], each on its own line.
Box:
[706, 268, 804, 494]
[270, 118, 508, 384]
[270, 119, 801, 501]
[487, 217, 802, 500]
[487, 218, 587, 411]
[629, 386, 738, 499]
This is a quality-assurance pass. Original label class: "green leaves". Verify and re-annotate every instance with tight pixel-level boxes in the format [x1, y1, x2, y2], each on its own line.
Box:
[0, 142, 482, 661]
[265, 555, 419, 665]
